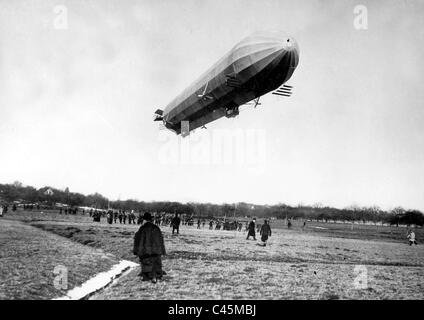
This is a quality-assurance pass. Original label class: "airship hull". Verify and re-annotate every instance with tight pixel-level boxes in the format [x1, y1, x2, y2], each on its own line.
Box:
[158, 31, 299, 134]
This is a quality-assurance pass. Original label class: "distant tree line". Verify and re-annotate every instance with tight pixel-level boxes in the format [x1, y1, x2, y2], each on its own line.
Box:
[0, 181, 423, 226]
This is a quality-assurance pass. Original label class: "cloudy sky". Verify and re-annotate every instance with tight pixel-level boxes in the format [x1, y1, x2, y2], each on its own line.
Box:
[0, 0, 423, 211]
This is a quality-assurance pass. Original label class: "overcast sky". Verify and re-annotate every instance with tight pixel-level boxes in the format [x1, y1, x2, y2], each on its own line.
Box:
[1, 0, 423, 211]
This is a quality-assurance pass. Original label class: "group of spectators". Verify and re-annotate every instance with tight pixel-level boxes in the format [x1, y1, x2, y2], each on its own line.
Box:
[90, 209, 265, 235]
[92, 210, 181, 228]
[0, 203, 17, 217]
[59, 207, 79, 215]
[131, 214, 274, 284]
[103, 210, 137, 224]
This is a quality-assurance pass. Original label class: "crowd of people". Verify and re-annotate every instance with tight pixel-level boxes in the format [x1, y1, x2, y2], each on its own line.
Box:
[88, 208, 267, 235]
[0, 203, 17, 217]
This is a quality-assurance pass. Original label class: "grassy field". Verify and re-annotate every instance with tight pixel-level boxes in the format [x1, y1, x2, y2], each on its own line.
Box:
[1, 210, 423, 299]
[0, 218, 119, 299]
[265, 219, 424, 243]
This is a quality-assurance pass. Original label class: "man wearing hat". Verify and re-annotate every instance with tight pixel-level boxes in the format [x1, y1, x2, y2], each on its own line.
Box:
[133, 212, 166, 283]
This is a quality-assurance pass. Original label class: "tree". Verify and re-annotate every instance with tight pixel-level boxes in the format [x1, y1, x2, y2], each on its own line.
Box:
[391, 209, 424, 227]
[390, 207, 405, 227]
[222, 204, 234, 219]
[13, 181, 23, 188]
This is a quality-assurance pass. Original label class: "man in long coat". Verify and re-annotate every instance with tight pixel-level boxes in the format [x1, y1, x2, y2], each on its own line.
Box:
[106, 210, 113, 224]
[260, 220, 272, 246]
[171, 213, 181, 235]
[133, 212, 166, 283]
[246, 218, 256, 240]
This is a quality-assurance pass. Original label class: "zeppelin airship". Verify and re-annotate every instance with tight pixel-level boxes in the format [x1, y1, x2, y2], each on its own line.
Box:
[154, 31, 299, 136]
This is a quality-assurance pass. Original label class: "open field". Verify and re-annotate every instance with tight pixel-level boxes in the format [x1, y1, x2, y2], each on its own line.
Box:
[1, 210, 424, 299]
[0, 218, 119, 299]
[8, 209, 424, 242]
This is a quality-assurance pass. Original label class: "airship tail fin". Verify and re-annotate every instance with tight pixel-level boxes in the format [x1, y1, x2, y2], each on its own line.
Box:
[272, 84, 293, 97]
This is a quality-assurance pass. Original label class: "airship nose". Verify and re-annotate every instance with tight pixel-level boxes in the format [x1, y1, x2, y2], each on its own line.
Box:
[281, 36, 299, 68]
[283, 37, 297, 50]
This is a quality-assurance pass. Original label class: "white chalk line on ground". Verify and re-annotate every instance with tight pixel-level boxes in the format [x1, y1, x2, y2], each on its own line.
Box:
[53, 260, 138, 300]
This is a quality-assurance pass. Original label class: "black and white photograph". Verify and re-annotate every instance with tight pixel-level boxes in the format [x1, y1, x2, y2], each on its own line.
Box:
[0, 0, 424, 304]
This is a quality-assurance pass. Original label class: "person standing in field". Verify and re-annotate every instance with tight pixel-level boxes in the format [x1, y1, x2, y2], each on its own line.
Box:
[107, 210, 113, 224]
[407, 230, 418, 246]
[93, 210, 101, 222]
[259, 220, 272, 246]
[246, 218, 256, 240]
[215, 221, 221, 230]
[130, 210, 136, 224]
[171, 213, 181, 235]
[133, 212, 166, 283]
[129, 211, 133, 224]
